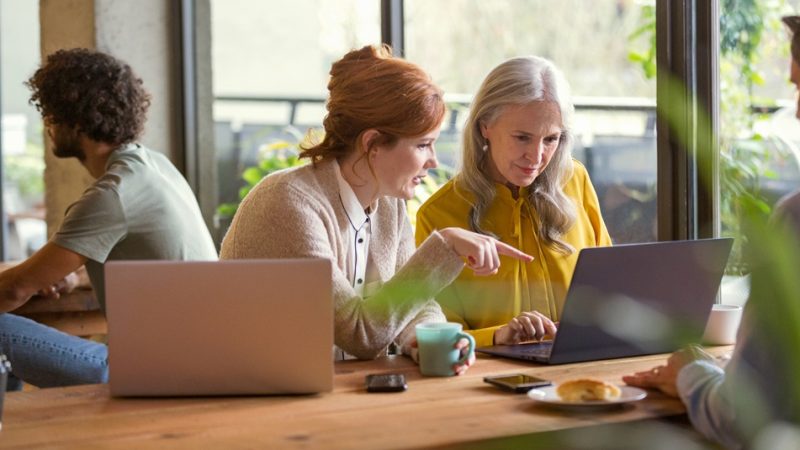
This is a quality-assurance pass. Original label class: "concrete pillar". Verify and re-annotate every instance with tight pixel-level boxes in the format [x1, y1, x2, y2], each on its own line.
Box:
[94, 0, 179, 164]
[39, 0, 180, 235]
[40, 0, 96, 234]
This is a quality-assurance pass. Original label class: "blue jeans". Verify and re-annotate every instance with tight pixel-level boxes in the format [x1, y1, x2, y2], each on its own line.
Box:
[0, 313, 108, 387]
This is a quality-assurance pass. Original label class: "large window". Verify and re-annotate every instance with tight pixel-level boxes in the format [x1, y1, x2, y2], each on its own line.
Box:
[405, 0, 657, 243]
[210, 0, 380, 239]
[191, 0, 793, 310]
[210, 0, 660, 245]
[0, 0, 45, 261]
[717, 0, 800, 278]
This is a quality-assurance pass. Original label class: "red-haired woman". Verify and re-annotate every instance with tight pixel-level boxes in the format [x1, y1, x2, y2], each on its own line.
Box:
[221, 45, 530, 373]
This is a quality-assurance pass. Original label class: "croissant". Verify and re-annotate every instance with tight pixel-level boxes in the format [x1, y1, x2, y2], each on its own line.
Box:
[556, 378, 622, 402]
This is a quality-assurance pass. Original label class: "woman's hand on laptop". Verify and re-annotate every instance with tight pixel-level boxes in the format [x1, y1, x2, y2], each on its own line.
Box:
[493, 311, 557, 345]
[622, 345, 715, 397]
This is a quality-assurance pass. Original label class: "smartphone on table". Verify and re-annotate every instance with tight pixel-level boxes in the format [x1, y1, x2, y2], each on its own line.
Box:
[483, 373, 551, 393]
[365, 373, 408, 393]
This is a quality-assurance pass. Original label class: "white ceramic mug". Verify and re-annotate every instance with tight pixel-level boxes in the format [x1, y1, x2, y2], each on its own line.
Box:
[702, 304, 744, 345]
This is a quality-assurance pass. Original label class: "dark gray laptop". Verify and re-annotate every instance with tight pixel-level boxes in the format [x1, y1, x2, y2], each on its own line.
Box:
[476, 238, 733, 364]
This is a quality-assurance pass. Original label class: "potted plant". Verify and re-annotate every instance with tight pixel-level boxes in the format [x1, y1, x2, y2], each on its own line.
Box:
[214, 127, 320, 241]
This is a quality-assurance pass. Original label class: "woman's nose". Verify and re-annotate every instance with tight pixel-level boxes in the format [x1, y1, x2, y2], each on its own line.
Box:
[426, 148, 439, 169]
[527, 141, 545, 164]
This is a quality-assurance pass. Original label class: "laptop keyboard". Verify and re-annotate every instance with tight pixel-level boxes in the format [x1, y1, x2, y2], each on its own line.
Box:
[519, 342, 554, 360]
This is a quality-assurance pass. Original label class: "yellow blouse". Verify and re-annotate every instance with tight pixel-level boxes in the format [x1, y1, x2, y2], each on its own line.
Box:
[415, 159, 612, 347]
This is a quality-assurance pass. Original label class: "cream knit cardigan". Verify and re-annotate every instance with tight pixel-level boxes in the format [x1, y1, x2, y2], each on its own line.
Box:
[220, 159, 464, 359]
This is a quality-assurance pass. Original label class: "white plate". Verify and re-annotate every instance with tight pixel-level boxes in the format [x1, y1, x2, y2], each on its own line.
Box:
[527, 385, 647, 408]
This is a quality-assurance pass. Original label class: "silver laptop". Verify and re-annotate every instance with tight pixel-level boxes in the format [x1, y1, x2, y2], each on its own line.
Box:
[105, 259, 333, 396]
[476, 238, 733, 364]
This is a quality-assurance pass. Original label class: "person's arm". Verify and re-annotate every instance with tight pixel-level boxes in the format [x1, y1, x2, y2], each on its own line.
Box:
[414, 205, 483, 344]
[394, 299, 446, 356]
[674, 360, 740, 448]
[622, 346, 756, 447]
[221, 181, 464, 359]
[622, 345, 714, 396]
[418, 204, 546, 347]
[675, 312, 778, 449]
[223, 181, 530, 359]
[0, 242, 88, 313]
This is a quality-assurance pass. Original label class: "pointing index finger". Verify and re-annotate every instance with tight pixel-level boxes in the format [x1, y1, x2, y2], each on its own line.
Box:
[495, 241, 534, 262]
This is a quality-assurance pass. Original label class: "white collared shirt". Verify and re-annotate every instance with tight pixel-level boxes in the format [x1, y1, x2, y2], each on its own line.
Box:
[333, 161, 378, 298]
[333, 162, 382, 361]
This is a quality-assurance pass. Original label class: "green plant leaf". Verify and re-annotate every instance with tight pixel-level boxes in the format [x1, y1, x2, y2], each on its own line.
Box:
[644, 60, 657, 79]
[216, 202, 238, 217]
[749, 71, 766, 85]
[238, 186, 252, 201]
[628, 51, 647, 63]
[242, 167, 265, 186]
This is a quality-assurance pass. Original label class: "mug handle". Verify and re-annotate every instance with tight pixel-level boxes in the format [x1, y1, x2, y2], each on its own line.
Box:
[454, 332, 476, 366]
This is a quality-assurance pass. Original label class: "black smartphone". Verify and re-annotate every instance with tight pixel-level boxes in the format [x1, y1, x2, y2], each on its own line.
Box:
[483, 373, 551, 393]
[365, 373, 408, 393]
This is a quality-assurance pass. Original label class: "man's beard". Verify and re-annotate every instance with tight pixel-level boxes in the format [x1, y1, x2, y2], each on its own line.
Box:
[51, 127, 85, 161]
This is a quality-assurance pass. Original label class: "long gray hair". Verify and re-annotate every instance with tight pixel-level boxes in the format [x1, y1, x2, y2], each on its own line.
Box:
[457, 56, 577, 254]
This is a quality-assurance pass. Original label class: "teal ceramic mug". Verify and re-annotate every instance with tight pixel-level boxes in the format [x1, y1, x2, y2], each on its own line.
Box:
[415, 322, 476, 377]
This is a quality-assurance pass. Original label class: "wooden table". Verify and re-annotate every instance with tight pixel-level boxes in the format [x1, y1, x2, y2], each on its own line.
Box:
[12, 288, 104, 337]
[1, 347, 732, 449]
[1, 262, 104, 337]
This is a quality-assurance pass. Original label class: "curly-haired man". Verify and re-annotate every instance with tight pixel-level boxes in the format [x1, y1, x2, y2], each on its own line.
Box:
[0, 48, 217, 387]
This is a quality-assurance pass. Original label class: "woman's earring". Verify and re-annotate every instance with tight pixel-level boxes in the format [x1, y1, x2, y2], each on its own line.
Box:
[482, 141, 489, 152]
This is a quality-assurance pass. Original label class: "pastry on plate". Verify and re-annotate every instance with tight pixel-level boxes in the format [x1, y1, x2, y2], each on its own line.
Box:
[556, 378, 622, 402]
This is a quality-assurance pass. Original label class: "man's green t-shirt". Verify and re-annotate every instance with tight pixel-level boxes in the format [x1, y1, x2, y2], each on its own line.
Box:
[52, 143, 217, 309]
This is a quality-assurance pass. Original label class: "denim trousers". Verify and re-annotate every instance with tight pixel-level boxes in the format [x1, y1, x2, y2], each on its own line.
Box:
[0, 313, 108, 388]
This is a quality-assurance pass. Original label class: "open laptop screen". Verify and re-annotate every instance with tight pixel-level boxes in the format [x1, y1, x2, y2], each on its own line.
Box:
[477, 238, 733, 364]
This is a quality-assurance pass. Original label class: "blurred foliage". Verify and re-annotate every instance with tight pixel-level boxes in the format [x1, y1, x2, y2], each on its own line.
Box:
[720, 0, 765, 75]
[650, 66, 800, 450]
[717, 0, 779, 275]
[748, 209, 800, 386]
[628, 0, 791, 274]
[627, 2, 656, 79]
[216, 127, 319, 218]
[5, 141, 45, 206]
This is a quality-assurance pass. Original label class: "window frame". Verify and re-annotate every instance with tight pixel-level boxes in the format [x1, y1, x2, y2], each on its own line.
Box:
[0, 17, 7, 260]
[181, 0, 720, 244]
[656, 0, 720, 241]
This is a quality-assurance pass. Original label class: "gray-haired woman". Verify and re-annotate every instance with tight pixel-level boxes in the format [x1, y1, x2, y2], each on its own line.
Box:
[416, 56, 611, 348]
